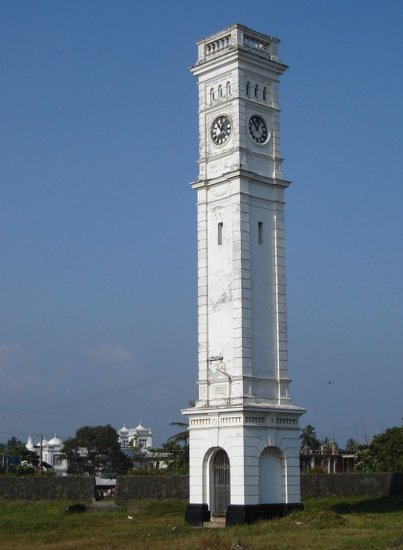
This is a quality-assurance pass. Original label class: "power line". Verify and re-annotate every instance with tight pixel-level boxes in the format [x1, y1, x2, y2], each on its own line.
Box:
[0, 369, 187, 423]
[0, 431, 42, 437]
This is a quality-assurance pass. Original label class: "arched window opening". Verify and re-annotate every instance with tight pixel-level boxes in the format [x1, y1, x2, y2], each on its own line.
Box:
[226, 81, 231, 96]
[218, 84, 223, 98]
[218, 222, 223, 245]
[210, 88, 215, 104]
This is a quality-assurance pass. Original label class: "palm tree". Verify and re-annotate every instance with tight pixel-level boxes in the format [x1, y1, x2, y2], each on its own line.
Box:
[162, 421, 189, 474]
[300, 425, 320, 450]
[167, 401, 193, 445]
[163, 403, 194, 474]
[168, 421, 188, 445]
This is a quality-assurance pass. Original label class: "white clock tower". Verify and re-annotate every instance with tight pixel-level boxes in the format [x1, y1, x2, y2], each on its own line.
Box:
[183, 24, 305, 526]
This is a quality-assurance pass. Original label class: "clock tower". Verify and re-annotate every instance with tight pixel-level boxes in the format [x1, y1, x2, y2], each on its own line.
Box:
[183, 24, 305, 526]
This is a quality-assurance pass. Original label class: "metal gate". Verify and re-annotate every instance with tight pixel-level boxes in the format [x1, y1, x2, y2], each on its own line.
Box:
[212, 449, 230, 516]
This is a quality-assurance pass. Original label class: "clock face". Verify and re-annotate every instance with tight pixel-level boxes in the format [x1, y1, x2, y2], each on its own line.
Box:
[249, 115, 268, 144]
[211, 115, 231, 145]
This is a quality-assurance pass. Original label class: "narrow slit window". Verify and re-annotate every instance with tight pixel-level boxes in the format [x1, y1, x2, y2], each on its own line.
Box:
[218, 84, 223, 98]
[226, 81, 231, 96]
[218, 222, 223, 245]
[258, 222, 263, 244]
[255, 84, 258, 98]
[210, 88, 215, 104]
[246, 81, 250, 96]
[263, 87, 267, 101]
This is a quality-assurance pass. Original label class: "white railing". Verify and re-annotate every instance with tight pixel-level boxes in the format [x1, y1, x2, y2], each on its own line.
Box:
[204, 35, 231, 57]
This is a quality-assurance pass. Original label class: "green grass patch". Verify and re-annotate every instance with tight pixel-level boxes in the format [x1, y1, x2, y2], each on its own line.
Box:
[0, 496, 402, 549]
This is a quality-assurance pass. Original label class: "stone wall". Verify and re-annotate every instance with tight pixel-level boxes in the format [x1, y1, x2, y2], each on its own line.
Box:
[115, 473, 403, 503]
[115, 476, 188, 504]
[1, 473, 402, 503]
[0, 476, 95, 501]
[301, 473, 403, 498]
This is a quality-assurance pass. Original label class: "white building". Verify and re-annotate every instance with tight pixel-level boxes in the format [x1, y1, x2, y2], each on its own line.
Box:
[117, 422, 162, 471]
[23, 423, 153, 476]
[183, 24, 305, 526]
[26, 434, 68, 475]
[117, 422, 153, 449]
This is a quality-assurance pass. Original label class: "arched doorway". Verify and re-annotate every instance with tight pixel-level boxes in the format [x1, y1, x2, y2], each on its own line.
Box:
[212, 449, 230, 516]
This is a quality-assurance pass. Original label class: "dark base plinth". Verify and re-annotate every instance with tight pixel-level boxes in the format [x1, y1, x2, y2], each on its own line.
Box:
[226, 502, 304, 526]
[185, 503, 211, 526]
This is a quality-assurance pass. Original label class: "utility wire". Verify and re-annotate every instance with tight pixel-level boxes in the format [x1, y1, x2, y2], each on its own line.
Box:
[0, 369, 187, 423]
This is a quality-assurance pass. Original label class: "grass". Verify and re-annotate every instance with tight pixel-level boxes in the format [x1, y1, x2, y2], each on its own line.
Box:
[0, 496, 402, 549]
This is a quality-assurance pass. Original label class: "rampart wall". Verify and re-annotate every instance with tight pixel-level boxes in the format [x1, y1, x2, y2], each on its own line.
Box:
[0, 476, 94, 501]
[115, 475, 188, 504]
[1, 473, 402, 502]
[300, 473, 403, 498]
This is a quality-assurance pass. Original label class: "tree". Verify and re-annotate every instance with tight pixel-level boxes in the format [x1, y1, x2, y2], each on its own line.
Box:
[355, 426, 403, 473]
[300, 425, 320, 450]
[62, 425, 132, 477]
[0, 436, 38, 474]
[157, 421, 189, 475]
[161, 440, 188, 474]
[168, 421, 188, 445]
[4, 437, 38, 466]
[166, 420, 189, 474]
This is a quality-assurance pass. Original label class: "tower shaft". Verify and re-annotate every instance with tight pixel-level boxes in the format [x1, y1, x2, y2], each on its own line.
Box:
[183, 25, 305, 526]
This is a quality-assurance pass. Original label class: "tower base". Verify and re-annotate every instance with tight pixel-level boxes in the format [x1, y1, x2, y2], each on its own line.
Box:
[184, 503, 211, 526]
[225, 502, 304, 526]
[184, 502, 303, 526]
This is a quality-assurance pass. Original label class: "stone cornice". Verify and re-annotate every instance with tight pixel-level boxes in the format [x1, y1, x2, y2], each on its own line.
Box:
[190, 168, 290, 190]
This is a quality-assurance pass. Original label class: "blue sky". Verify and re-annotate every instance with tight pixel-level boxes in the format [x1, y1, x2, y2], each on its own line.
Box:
[0, 0, 402, 448]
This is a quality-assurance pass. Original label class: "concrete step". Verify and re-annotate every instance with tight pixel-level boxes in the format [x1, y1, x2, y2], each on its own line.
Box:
[204, 516, 226, 528]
